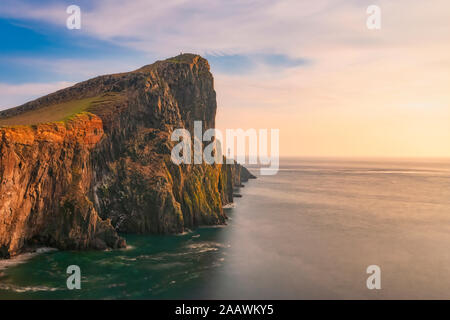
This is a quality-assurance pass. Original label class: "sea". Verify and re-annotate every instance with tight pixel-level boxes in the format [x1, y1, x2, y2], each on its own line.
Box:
[1, 158, 450, 299]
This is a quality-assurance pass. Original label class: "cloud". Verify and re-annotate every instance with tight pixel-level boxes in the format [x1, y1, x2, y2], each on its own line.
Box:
[206, 53, 310, 75]
[5, 56, 147, 79]
[2, 0, 449, 64]
[2, 0, 448, 56]
[0, 0, 65, 24]
[0, 81, 74, 110]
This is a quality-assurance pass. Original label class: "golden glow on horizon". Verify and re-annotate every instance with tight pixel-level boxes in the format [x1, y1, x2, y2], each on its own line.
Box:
[215, 5, 450, 158]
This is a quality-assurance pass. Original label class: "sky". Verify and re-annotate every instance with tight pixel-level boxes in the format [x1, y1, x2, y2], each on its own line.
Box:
[0, 0, 449, 158]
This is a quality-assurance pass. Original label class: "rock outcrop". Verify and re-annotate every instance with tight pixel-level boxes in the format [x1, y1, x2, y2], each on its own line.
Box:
[0, 54, 255, 258]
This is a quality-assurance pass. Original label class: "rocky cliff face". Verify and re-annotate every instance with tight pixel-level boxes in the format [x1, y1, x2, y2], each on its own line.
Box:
[0, 54, 255, 258]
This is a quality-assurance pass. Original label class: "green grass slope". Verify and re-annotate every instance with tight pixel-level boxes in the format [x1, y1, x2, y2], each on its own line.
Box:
[0, 93, 122, 127]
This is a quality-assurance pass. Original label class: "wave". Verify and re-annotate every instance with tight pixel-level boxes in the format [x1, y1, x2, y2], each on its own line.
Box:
[0, 283, 60, 293]
[0, 247, 57, 271]
[35, 247, 58, 254]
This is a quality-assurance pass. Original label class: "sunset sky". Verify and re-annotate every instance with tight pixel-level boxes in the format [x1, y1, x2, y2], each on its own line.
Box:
[0, 0, 449, 157]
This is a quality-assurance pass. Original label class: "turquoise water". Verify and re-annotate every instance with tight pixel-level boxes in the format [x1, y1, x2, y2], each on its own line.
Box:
[0, 228, 236, 299]
[1, 158, 450, 299]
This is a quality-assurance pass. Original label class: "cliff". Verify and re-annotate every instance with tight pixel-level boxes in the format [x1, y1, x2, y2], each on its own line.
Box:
[0, 54, 255, 258]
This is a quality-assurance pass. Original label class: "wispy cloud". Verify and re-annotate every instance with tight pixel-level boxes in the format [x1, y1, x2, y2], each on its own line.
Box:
[2, 56, 148, 79]
[0, 81, 74, 110]
[2, 0, 449, 57]
[206, 53, 311, 75]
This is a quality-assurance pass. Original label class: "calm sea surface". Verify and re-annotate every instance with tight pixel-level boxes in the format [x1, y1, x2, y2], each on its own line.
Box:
[1, 158, 450, 299]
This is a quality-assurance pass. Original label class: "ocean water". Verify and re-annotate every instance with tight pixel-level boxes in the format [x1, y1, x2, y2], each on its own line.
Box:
[1, 158, 450, 299]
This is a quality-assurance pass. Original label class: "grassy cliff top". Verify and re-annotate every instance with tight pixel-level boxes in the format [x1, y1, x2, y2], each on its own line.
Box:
[0, 93, 122, 127]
